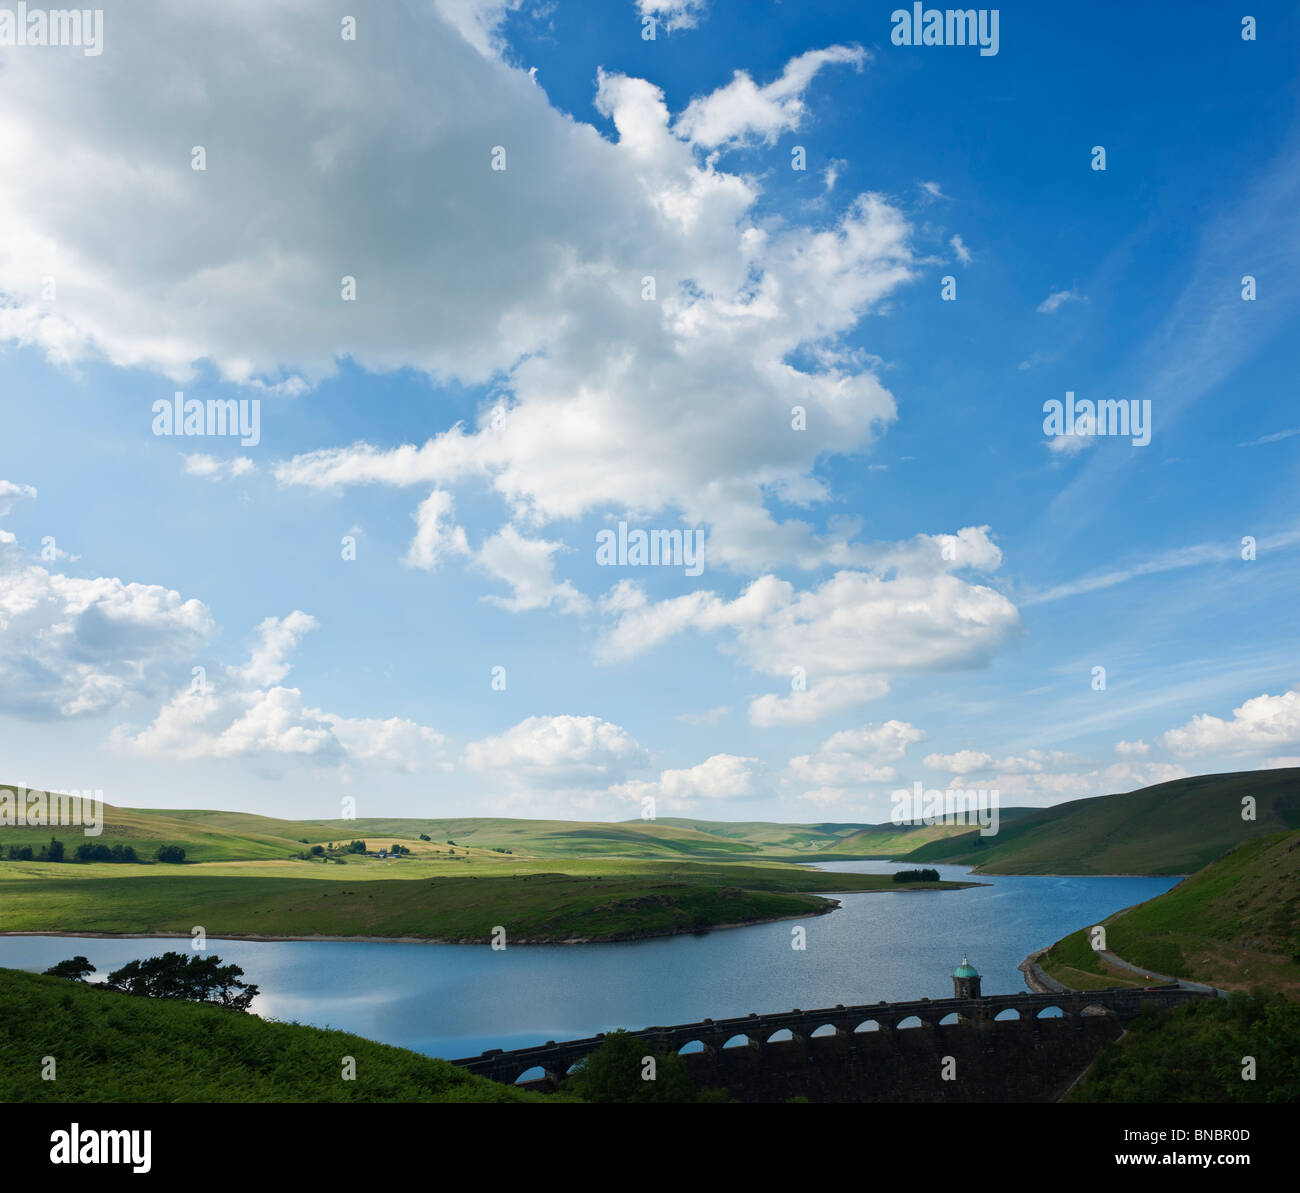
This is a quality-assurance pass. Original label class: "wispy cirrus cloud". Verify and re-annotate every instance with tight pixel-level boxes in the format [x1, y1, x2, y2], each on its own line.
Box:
[1022, 524, 1300, 605]
[1037, 286, 1086, 313]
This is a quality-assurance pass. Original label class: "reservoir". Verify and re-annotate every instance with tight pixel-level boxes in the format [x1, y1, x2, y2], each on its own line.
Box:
[0, 861, 1179, 1062]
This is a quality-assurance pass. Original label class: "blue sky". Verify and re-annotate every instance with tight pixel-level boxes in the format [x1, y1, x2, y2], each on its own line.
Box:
[1, 0, 1298, 823]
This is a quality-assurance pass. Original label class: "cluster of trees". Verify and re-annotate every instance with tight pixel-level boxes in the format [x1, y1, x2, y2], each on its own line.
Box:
[73, 842, 139, 863]
[892, 868, 940, 883]
[296, 839, 423, 862]
[561, 1031, 728, 1103]
[1073, 993, 1300, 1103]
[4, 838, 182, 863]
[4, 836, 63, 862]
[44, 951, 260, 1012]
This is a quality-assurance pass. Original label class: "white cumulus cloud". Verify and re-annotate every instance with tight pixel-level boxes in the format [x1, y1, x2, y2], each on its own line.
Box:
[1159, 690, 1300, 757]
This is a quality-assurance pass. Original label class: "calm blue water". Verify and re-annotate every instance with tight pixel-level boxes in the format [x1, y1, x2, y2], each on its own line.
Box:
[0, 861, 1178, 1060]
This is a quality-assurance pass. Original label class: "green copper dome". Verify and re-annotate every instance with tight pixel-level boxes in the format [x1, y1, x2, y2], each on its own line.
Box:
[954, 955, 979, 978]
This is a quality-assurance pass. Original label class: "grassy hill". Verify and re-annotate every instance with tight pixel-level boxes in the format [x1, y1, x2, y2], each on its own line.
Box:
[815, 809, 1039, 858]
[339, 815, 997, 859]
[0, 794, 992, 865]
[901, 768, 1300, 875]
[0, 800, 334, 863]
[0, 967, 542, 1102]
[0, 799, 849, 863]
[1039, 830, 1300, 997]
[327, 816, 773, 858]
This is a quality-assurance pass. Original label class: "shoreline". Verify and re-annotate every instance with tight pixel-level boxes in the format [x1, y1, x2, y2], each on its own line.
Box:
[0, 882, 981, 946]
[0, 905, 839, 948]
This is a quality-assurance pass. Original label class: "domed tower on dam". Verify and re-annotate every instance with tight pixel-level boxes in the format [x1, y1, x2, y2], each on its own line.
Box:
[953, 955, 982, 999]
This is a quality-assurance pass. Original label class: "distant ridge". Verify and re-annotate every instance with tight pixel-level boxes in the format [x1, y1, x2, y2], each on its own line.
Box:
[900, 768, 1300, 875]
[4, 770, 1295, 872]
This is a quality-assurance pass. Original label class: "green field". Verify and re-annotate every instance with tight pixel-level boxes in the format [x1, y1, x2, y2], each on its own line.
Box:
[902, 767, 1300, 875]
[0, 796, 977, 942]
[0, 966, 545, 1102]
[1039, 830, 1300, 997]
[0, 860, 881, 942]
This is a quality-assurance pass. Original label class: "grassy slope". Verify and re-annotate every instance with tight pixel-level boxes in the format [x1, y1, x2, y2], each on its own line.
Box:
[0, 849, 973, 942]
[1039, 831, 1300, 997]
[0, 797, 993, 864]
[1, 800, 864, 862]
[1035, 928, 1153, 991]
[815, 808, 1039, 858]
[326, 816, 773, 858]
[0, 802, 339, 863]
[902, 767, 1300, 875]
[0, 967, 542, 1102]
[304, 815, 995, 858]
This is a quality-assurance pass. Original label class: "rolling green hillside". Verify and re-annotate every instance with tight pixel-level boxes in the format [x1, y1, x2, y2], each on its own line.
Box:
[816, 808, 1039, 858]
[323, 816, 771, 858]
[0, 797, 859, 862]
[0, 967, 542, 1102]
[902, 768, 1300, 875]
[7, 769, 1296, 878]
[0, 795, 983, 863]
[1039, 830, 1300, 996]
[0, 797, 351, 862]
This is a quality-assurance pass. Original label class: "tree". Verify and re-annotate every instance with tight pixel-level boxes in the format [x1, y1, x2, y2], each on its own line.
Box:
[155, 844, 186, 863]
[562, 1031, 698, 1103]
[345, 839, 367, 854]
[76, 842, 139, 862]
[104, 952, 260, 1012]
[42, 836, 65, 862]
[44, 956, 95, 981]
